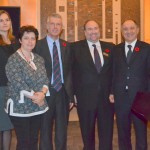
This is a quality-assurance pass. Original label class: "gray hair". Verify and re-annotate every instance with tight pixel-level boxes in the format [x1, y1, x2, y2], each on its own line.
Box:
[47, 13, 62, 23]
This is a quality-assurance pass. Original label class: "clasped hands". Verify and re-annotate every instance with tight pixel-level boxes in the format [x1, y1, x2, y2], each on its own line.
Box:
[27, 92, 45, 106]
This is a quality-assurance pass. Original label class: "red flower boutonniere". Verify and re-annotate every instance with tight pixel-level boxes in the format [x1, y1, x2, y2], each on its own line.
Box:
[103, 49, 110, 57]
[134, 47, 140, 52]
[105, 49, 110, 53]
[62, 42, 67, 47]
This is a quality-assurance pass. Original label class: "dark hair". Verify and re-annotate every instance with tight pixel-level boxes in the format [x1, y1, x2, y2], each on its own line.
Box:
[18, 25, 39, 41]
[83, 20, 100, 30]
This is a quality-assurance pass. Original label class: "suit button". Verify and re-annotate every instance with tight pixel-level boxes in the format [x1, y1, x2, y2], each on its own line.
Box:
[128, 67, 130, 69]
[127, 76, 129, 79]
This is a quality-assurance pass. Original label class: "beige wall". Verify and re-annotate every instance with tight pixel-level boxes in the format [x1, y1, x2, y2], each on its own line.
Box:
[1, 0, 150, 43]
[0, 0, 38, 27]
[144, 0, 150, 43]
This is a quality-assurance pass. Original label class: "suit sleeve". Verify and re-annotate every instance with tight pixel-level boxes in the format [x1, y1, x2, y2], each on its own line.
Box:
[147, 44, 150, 91]
[110, 44, 115, 95]
[64, 43, 75, 103]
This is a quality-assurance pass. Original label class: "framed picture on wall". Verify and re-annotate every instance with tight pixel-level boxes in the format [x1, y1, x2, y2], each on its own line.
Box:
[0, 6, 20, 38]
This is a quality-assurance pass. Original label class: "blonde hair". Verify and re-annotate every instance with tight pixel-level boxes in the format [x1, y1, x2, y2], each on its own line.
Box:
[0, 10, 15, 45]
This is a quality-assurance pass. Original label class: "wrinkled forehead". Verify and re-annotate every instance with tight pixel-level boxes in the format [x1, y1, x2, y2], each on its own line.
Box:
[47, 16, 62, 23]
[85, 21, 99, 29]
[122, 20, 138, 29]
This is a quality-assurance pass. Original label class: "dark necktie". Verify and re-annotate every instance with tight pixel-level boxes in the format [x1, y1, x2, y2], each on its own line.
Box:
[127, 45, 132, 64]
[52, 42, 62, 91]
[92, 44, 102, 73]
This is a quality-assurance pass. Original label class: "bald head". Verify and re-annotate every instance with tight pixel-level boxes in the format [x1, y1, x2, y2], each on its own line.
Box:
[121, 20, 139, 43]
[84, 20, 100, 43]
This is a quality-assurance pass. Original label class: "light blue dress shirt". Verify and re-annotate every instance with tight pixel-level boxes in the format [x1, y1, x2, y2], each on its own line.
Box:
[46, 36, 64, 84]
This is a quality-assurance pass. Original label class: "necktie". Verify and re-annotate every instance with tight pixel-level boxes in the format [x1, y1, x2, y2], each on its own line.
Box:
[127, 45, 132, 64]
[92, 44, 102, 73]
[52, 42, 62, 91]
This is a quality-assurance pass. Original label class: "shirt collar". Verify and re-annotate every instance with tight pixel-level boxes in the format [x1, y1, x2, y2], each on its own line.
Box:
[125, 39, 137, 49]
[87, 40, 100, 48]
[46, 35, 59, 45]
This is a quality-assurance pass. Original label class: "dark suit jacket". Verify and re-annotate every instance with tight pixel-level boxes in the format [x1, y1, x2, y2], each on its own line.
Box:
[72, 39, 114, 110]
[34, 37, 74, 103]
[112, 40, 150, 108]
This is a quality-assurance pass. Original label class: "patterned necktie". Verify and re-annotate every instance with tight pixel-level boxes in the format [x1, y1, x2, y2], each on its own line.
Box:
[127, 45, 132, 64]
[52, 42, 62, 91]
[92, 44, 102, 73]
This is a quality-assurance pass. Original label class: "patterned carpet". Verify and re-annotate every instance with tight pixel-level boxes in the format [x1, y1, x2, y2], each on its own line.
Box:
[10, 120, 150, 150]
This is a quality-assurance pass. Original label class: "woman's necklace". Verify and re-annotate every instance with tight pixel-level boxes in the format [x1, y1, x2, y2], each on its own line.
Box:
[20, 49, 32, 64]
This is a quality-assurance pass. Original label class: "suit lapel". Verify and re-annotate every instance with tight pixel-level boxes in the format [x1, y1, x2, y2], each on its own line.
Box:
[82, 40, 97, 71]
[83, 40, 111, 73]
[118, 42, 128, 64]
[59, 39, 65, 64]
[101, 41, 110, 66]
[100, 41, 112, 72]
[129, 40, 141, 65]
[42, 37, 52, 65]
[120, 40, 142, 65]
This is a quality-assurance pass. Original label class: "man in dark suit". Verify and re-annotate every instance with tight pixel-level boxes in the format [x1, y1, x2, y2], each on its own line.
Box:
[34, 13, 74, 150]
[109, 20, 150, 150]
[71, 20, 114, 150]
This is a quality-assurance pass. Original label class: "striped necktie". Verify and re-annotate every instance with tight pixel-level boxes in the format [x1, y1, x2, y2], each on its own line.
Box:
[92, 44, 102, 73]
[52, 42, 62, 91]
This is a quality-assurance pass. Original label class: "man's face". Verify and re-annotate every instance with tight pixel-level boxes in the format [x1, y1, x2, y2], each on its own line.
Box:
[121, 20, 139, 43]
[47, 17, 62, 40]
[84, 21, 100, 43]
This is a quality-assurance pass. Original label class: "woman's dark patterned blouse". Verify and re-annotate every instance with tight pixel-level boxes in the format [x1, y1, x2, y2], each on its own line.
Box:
[5, 51, 49, 117]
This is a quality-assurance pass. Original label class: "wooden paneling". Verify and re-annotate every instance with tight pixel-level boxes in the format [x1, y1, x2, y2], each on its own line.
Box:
[67, 0, 75, 42]
[121, 0, 141, 40]
[40, 0, 56, 38]
[40, 0, 141, 41]
[77, 0, 102, 40]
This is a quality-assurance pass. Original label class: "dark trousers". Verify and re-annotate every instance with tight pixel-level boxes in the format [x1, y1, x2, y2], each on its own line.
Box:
[0, 132, 2, 150]
[10, 115, 41, 150]
[39, 87, 69, 150]
[77, 104, 114, 150]
[115, 93, 147, 150]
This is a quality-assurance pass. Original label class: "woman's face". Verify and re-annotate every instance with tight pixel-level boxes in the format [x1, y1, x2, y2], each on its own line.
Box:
[19, 32, 36, 52]
[0, 13, 11, 32]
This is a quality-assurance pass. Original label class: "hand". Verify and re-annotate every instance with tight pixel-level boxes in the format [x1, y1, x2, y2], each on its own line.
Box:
[35, 92, 45, 100]
[31, 92, 45, 106]
[109, 94, 115, 103]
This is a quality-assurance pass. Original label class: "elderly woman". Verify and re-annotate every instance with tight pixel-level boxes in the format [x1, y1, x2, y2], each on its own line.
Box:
[5, 25, 49, 150]
[0, 10, 18, 150]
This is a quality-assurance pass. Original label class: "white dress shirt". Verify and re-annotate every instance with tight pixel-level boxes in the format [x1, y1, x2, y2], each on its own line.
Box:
[125, 39, 137, 56]
[87, 40, 104, 66]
